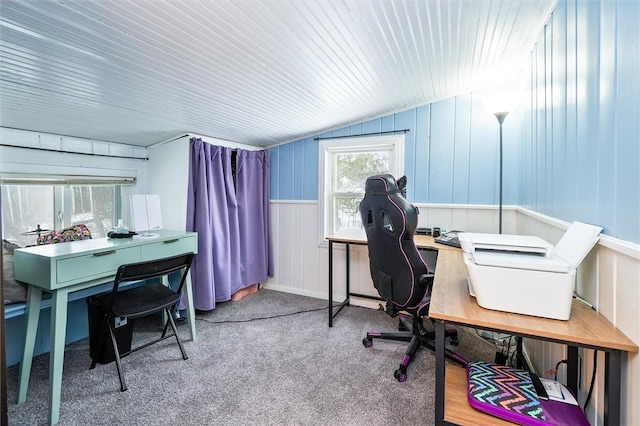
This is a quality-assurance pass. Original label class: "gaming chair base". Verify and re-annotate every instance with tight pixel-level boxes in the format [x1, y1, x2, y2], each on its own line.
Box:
[363, 315, 467, 382]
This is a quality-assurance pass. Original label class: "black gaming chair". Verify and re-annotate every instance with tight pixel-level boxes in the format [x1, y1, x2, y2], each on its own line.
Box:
[359, 174, 466, 381]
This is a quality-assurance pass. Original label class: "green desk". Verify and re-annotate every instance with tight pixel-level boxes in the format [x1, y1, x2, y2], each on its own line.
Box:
[13, 230, 198, 425]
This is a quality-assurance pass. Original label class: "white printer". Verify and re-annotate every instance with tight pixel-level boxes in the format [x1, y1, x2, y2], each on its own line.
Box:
[459, 221, 603, 320]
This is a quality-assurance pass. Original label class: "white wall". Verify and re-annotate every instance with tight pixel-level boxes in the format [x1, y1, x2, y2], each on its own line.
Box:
[146, 133, 263, 231]
[0, 127, 149, 229]
[265, 200, 640, 425]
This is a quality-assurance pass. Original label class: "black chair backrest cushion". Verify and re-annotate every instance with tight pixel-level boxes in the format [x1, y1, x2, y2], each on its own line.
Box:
[359, 174, 429, 311]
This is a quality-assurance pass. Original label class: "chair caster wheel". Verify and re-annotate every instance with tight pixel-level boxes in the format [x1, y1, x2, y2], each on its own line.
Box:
[363, 337, 373, 347]
[394, 369, 407, 382]
[449, 337, 459, 346]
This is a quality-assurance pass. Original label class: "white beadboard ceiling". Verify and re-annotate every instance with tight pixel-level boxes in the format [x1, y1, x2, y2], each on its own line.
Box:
[0, 0, 556, 148]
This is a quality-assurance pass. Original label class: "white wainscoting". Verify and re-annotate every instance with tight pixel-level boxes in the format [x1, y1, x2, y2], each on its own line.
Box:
[265, 200, 639, 425]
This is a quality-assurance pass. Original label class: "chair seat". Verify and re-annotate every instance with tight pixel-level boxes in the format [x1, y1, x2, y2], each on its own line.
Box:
[102, 282, 180, 318]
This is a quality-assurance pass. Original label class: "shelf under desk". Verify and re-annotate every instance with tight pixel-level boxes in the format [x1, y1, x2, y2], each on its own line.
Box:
[429, 250, 638, 426]
[444, 364, 513, 426]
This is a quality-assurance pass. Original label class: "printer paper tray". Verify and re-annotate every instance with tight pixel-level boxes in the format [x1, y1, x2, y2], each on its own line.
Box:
[472, 251, 571, 273]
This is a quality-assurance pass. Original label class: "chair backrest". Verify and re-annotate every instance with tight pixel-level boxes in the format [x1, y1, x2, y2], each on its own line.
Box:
[37, 224, 92, 245]
[359, 174, 430, 312]
[113, 253, 194, 291]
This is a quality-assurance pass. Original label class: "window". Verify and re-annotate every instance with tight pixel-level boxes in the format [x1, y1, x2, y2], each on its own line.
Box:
[319, 135, 404, 237]
[2, 184, 122, 247]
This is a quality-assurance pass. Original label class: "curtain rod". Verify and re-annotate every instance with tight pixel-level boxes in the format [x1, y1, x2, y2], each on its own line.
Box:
[0, 144, 148, 160]
[314, 129, 409, 141]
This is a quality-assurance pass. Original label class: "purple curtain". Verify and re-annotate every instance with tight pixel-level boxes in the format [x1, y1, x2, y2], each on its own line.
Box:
[186, 138, 273, 310]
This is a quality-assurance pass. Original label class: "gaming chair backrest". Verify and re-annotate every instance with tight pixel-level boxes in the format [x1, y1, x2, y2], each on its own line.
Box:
[359, 174, 429, 311]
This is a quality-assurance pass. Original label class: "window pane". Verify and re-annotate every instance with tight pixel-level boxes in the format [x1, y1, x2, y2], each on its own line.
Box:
[333, 195, 363, 233]
[1, 185, 54, 247]
[334, 151, 389, 192]
[70, 186, 114, 238]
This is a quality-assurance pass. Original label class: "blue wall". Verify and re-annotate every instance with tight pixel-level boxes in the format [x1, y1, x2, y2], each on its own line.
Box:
[270, 92, 521, 207]
[521, 0, 640, 243]
[270, 0, 640, 245]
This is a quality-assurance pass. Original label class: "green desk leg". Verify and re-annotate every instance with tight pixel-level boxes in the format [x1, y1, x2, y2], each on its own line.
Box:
[161, 268, 197, 342]
[17, 285, 42, 404]
[183, 270, 197, 341]
[48, 289, 69, 425]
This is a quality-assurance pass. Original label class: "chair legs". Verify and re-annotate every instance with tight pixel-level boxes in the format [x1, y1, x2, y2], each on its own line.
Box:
[363, 315, 466, 382]
[90, 308, 188, 392]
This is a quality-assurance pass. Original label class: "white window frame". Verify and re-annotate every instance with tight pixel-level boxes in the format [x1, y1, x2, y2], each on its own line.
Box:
[318, 134, 405, 242]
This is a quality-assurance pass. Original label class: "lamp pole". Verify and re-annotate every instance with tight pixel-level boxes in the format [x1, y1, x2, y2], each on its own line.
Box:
[494, 112, 508, 234]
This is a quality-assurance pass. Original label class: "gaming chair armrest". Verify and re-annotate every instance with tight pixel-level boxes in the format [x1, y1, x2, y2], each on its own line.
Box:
[419, 273, 434, 288]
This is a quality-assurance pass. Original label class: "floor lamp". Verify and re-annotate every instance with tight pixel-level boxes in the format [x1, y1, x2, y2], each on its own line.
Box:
[493, 111, 508, 234]
[483, 92, 518, 235]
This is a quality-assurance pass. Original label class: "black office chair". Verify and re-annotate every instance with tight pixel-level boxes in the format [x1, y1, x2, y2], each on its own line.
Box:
[90, 253, 195, 391]
[359, 174, 466, 382]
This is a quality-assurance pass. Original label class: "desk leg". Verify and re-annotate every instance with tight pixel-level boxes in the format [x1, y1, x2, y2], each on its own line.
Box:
[604, 350, 621, 426]
[48, 289, 69, 425]
[566, 345, 579, 396]
[434, 320, 446, 426]
[17, 285, 42, 404]
[345, 242, 350, 300]
[328, 240, 334, 327]
[183, 269, 197, 341]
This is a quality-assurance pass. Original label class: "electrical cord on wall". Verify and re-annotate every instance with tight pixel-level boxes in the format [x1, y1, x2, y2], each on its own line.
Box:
[554, 359, 567, 381]
[551, 352, 597, 413]
[583, 350, 597, 412]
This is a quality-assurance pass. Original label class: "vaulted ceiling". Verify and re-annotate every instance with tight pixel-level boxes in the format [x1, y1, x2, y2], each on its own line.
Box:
[0, 0, 556, 148]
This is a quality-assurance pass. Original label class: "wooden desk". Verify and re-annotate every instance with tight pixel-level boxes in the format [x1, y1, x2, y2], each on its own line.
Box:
[429, 250, 638, 426]
[325, 229, 457, 327]
[13, 230, 198, 425]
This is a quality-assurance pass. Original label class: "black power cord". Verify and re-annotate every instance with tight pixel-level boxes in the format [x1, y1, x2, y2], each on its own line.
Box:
[196, 306, 329, 325]
[583, 350, 597, 412]
[553, 351, 597, 413]
[554, 359, 567, 381]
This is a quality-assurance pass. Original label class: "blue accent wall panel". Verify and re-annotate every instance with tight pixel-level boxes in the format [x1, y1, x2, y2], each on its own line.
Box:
[564, 0, 579, 222]
[615, 0, 640, 242]
[597, 2, 618, 236]
[551, 5, 568, 220]
[330, 127, 349, 138]
[429, 98, 456, 203]
[348, 123, 362, 136]
[277, 143, 295, 199]
[468, 97, 500, 205]
[303, 137, 319, 200]
[413, 104, 431, 203]
[269, 146, 279, 200]
[394, 109, 416, 199]
[575, 0, 601, 227]
[381, 115, 394, 132]
[361, 118, 382, 134]
[293, 140, 305, 199]
[521, 0, 640, 243]
[452, 95, 472, 204]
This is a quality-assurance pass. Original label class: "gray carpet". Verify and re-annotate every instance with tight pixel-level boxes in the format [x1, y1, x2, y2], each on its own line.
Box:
[6, 289, 496, 425]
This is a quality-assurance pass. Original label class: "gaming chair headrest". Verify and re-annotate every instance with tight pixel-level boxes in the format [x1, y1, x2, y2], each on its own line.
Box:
[360, 174, 418, 236]
[363, 174, 406, 197]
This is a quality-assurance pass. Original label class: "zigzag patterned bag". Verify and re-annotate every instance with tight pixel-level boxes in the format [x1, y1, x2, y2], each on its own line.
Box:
[466, 361, 589, 426]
